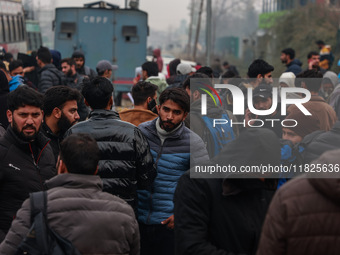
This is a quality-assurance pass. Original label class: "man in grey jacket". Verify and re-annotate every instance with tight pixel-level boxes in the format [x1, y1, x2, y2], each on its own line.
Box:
[0, 133, 140, 255]
[36, 46, 65, 93]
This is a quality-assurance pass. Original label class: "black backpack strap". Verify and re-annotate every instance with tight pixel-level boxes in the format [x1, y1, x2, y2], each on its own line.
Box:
[30, 191, 49, 254]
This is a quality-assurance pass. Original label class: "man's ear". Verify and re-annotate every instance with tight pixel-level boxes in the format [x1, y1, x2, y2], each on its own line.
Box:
[84, 99, 90, 107]
[156, 105, 160, 114]
[94, 165, 99, 175]
[182, 112, 188, 121]
[6, 110, 13, 123]
[146, 97, 152, 104]
[193, 90, 201, 101]
[256, 74, 263, 80]
[57, 158, 68, 174]
[52, 107, 62, 119]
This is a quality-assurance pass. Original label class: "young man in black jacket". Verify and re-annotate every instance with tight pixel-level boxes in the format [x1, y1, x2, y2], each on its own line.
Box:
[65, 77, 156, 212]
[174, 128, 281, 255]
[0, 86, 56, 241]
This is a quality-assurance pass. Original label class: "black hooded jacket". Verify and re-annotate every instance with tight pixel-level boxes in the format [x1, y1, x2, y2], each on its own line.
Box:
[174, 128, 280, 255]
[0, 127, 56, 239]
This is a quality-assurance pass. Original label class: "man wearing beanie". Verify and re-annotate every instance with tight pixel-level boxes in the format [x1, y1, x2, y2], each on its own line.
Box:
[71, 50, 97, 79]
[282, 110, 321, 145]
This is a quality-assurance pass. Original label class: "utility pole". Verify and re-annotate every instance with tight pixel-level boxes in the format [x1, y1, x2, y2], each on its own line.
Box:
[206, 0, 212, 66]
[193, 0, 204, 62]
[187, 0, 194, 59]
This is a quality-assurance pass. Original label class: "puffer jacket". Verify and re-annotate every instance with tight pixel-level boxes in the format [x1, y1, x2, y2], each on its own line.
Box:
[0, 174, 140, 255]
[65, 109, 156, 211]
[38, 64, 65, 93]
[0, 127, 56, 239]
[257, 149, 340, 255]
[138, 118, 209, 224]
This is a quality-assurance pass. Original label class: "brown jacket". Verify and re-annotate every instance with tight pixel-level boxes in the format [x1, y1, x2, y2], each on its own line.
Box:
[287, 95, 337, 131]
[0, 174, 139, 255]
[119, 108, 158, 126]
[257, 149, 340, 255]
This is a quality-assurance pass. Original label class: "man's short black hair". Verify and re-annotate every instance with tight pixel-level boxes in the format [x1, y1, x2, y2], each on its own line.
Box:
[297, 69, 323, 92]
[37, 46, 52, 64]
[132, 81, 158, 106]
[61, 58, 76, 67]
[82, 77, 113, 109]
[142, 61, 159, 77]
[281, 48, 295, 59]
[9, 60, 23, 73]
[159, 88, 190, 113]
[59, 134, 100, 175]
[196, 66, 213, 78]
[221, 70, 237, 79]
[182, 73, 210, 90]
[43, 86, 81, 116]
[247, 59, 274, 78]
[7, 86, 44, 112]
[307, 51, 319, 59]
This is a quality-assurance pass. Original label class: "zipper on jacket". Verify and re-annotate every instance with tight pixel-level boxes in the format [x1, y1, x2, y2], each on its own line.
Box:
[29, 141, 50, 190]
[146, 142, 165, 224]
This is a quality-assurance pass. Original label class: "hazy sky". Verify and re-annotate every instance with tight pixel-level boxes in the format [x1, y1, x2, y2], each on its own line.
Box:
[55, 0, 191, 31]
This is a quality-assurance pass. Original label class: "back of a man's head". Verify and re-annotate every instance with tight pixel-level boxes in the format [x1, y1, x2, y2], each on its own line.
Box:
[7, 86, 44, 112]
[132, 81, 158, 106]
[59, 134, 100, 175]
[247, 59, 274, 78]
[82, 77, 113, 109]
[142, 61, 159, 77]
[297, 69, 323, 92]
[159, 88, 190, 113]
[182, 73, 210, 91]
[43, 86, 81, 117]
[37, 46, 52, 64]
[196, 66, 213, 78]
[282, 48, 295, 60]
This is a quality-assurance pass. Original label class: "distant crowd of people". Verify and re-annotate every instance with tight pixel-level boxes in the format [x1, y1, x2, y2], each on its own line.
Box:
[0, 40, 340, 255]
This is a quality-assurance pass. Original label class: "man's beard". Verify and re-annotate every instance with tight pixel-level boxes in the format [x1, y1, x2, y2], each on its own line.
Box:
[159, 117, 182, 132]
[58, 113, 77, 135]
[67, 69, 73, 77]
[12, 118, 39, 142]
[281, 59, 287, 64]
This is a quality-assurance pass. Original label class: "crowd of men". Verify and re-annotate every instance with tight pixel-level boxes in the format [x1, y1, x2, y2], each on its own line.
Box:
[0, 42, 340, 255]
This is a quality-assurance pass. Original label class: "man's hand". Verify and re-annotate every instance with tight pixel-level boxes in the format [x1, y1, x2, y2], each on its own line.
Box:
[161, 215, 174, 229]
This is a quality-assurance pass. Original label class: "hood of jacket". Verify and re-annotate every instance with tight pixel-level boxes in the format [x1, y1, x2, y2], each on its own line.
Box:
[323, 71, 339, 87]
[38, 63, 59, 74]
[288, 59, 303, 67]
[153, 49, 161, 58]
[308, 149, 340, 203]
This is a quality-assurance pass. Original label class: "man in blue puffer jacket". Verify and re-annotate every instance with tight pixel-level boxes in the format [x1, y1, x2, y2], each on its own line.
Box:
[138, 88, 209, 255]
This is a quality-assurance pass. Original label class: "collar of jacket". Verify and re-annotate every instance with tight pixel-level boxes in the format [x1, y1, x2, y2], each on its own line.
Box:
[42, 122, 61, 140]
[144, 117, 185, 140]
[4, 125, 51, 152]
[38, 64, 57, 74]
[89, 109, 120, 120]
[44, 173, 103, 191]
